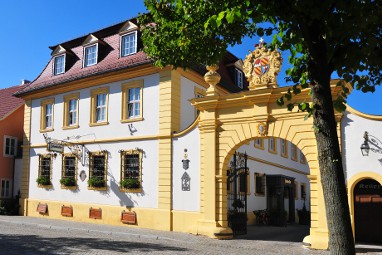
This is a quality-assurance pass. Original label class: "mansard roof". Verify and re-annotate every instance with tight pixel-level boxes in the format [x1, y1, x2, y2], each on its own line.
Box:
[0, 85, 27, 120]
[15, 17, 243, 97]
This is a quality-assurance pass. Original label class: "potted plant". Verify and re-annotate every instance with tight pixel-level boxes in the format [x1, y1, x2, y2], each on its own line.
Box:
[120, 178, 140, 189]
[36, 176, 51, 186]
[88, 176, 106, 188]
[60, 176, 76, 187]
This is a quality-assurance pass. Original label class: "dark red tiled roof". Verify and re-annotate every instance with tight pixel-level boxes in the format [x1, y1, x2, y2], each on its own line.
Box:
[0, 85, 27, 120]
[15, 17, 242, 97]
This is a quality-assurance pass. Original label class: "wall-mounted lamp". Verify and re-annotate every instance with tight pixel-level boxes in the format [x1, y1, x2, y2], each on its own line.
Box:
[360, 131, 370, 156]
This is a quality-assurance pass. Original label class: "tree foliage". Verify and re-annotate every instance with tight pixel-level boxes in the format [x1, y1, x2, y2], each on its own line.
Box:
[139, 1, 382, 254]
[140, 0, 381, 108]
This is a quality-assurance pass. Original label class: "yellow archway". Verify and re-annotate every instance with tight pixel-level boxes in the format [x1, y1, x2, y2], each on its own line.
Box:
[191, 79, 344, 250]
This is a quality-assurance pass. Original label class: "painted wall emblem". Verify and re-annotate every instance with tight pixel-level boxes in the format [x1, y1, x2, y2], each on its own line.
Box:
[254, 58, 269, 76]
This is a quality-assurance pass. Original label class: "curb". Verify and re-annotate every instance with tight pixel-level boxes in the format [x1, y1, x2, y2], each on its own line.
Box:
[0, 218, 185, 243]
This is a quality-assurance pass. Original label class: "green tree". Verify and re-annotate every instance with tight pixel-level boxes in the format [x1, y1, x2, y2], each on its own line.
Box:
[139, 1, 381, 254]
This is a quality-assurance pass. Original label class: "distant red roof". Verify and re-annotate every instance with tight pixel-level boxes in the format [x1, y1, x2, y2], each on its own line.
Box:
[0, 85, 26, 120]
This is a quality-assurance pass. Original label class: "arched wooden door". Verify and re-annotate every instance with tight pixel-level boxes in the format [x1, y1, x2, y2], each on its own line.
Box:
[354, 179, 382, 244]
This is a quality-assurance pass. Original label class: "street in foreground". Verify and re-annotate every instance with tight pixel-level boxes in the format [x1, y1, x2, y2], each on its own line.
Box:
[0, 216, 380, 254]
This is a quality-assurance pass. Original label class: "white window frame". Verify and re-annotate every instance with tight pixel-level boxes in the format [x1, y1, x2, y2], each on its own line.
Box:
[96, 93, 107, 122]
[235, 68, 243, 89]
[68, 99, 78, 126]
[3, 136, 17, 157]
[45, 103, 53, 129]
[84, 44, 98, 67]
[53, 54, 65, 75]
[0, 179, 11, 198]
[127, 87, 141, 118]
[120, 31, 137, 57]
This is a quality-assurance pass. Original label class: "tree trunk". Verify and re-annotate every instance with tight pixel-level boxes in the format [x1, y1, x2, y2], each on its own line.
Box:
[311, 71, 355, 255]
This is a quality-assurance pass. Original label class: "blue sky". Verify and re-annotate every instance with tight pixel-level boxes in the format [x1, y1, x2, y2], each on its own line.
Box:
[0, 0, 380, 114]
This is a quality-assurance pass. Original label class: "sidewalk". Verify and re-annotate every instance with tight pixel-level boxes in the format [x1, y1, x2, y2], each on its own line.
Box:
[0, 215, 199, 243]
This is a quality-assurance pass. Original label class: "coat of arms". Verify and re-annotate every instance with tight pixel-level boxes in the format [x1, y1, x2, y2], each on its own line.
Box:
[243, 38, 282, 89]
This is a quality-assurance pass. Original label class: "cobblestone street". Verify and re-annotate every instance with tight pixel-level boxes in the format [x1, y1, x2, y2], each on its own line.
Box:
[0, 216, 381, 254]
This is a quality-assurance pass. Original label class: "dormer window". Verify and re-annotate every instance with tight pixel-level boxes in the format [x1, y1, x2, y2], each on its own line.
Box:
[121, 32, 137, 57]
[235, 68, 243, 89]
[84, 44, 98, 67]
[54, 54, 65, 75]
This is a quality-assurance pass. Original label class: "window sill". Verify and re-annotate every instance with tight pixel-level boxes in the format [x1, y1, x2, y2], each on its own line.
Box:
[89, 122, 109, 127]
[38, 184, 53, 189]
[255, 193, 265, 197]
[254, 145, 264, 150]
[268, 150, 278, 155]
[62, 125, 79, 130]
[119, 188, 142, 193]
[61, 185, 78, 190]
[39, 128, 54, 133]
[88, 186, 107, 191]
[120, 117, 144, 123]
[281, 154, 288, 158]
[291, 157, 298, 162]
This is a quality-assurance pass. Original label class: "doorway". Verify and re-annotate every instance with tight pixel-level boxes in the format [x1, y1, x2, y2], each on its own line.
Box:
[354, 179, 382, 244]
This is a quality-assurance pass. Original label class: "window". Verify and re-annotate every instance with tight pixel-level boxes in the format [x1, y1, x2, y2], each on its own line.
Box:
[90, 87, 109, 126]
[301, 183, 307, 200]
[238, 170, 250, 194]
[37, 155, 52, 186]
[294, 180, 298, 200]
[121, 32, 137, 57]
[235, 68, 243, 89]
[291, 144, 298, 161]
[40, 98, 54, 132]
[63, 93, 79, 129]
[300, 151, 307, 164]
[121, 80, 143, 122]
[1, 179, 11, 198]
[280, 139, 288, 157]
[88, 151, 108, 189]
[255, 173, 265, 196]
[53, 54, 65, 75]
[120, 149, 142, 191]
[268, 137, 277, 154]
[194, 86, 205, 117]
[4, 136, 17, 157]
[84, 44, 98, 67]
[254, 138, 264, 149]
[61, 154, 77, 187]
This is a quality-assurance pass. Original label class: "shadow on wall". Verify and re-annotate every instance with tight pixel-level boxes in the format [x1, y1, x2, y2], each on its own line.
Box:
[109, 178, 144, 207]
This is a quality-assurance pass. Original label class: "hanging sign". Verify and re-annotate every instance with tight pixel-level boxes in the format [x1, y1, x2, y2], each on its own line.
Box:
[47, 142, 64, 153]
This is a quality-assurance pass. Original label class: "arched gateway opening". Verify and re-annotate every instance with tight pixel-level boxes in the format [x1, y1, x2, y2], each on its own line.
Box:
[191, 44, 344, 250]
[226, 138, 311, 236]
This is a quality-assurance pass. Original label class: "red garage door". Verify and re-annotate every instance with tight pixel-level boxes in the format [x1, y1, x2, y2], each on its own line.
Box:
[354, 179, 382, 244]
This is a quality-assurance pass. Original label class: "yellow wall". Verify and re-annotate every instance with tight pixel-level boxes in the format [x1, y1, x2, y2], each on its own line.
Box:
[27, 198, 200, 234]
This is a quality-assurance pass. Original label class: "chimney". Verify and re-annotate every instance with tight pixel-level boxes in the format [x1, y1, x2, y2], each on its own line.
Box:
[21, 79, 30, 85]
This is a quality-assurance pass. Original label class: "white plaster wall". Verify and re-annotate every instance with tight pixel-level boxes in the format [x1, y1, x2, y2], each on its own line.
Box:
[29, 74, 160, 145]
[28, 140, 158, 208]
[172, 126, 200, 211]
[342, 111, 382, 181]
[180, 77, 205, 131]
[234, 139, 310, 214]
